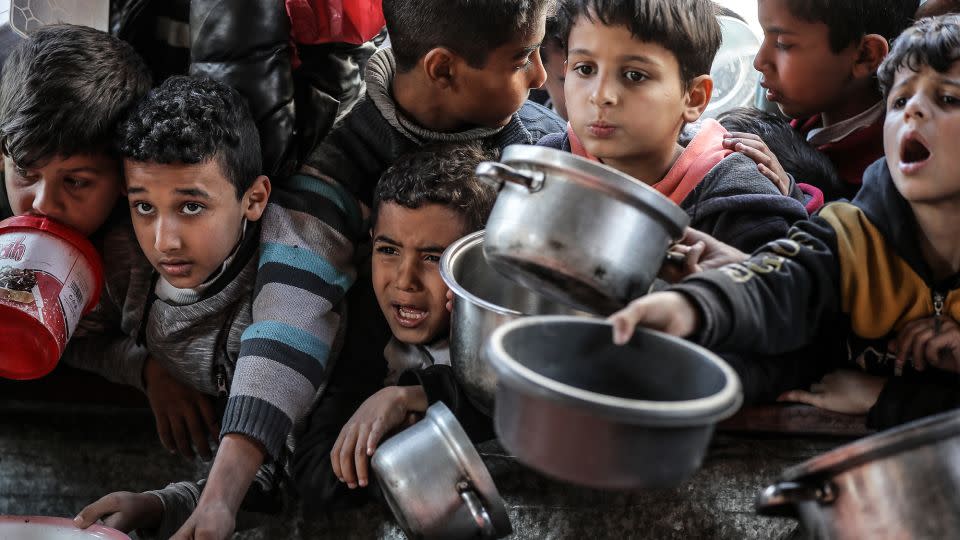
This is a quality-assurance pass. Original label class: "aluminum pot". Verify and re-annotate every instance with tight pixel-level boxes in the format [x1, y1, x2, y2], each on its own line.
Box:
[440, 230, 591, 415]
[486, 316, 742, 489]
[477, 145, 689, 314]
[756, 409, 960, 539]
[372, 402, 511, 540]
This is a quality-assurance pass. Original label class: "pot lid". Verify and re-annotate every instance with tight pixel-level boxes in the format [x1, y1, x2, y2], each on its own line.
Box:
[498, 145, 690, 238]
[781, 409, 960, 481]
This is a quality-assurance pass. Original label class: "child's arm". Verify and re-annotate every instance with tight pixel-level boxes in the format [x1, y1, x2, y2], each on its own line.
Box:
[331, 385, 428, 489]
[142, 356, 219, 460]
[74, 491, 164, 534]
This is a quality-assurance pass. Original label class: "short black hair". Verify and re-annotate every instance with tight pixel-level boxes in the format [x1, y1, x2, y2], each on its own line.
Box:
[373, 142, 498, 232]
[117, 76, 262, 199]
[384, 0, 553, 72]
[784, 0, 919, 53]
[879, 14, 960, 96]
[0, 24, 152, 168]
[559, 0, 722, 84]
[715, 107, 843, 201]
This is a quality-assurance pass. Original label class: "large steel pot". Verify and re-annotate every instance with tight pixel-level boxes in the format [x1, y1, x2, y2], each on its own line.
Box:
[372, 402, 511, 540]
[440, 231, 590, 414]
[756, 409, 960, 539]
[486, 316, 742, 489]
[476, 145, 689, 314]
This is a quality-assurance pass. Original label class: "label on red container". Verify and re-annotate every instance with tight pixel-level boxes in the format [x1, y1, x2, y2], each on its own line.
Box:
[0, 231, 97, 352]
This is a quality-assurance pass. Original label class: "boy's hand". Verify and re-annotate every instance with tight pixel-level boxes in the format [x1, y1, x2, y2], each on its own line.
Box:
[143, 356, 219, 460]
[331, 386, 428, 489]
[608, 292, 700, 345]
[777, 370, 886, 415]
[890, 316, 960, 374]
[74, 491, 163, 533]
[722, 132, 791, 196]
[660, 228, 749, 283]
[171, 499, 234, 540]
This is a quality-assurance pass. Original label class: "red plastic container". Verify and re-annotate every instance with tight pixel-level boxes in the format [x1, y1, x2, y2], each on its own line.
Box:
[0, 216, 103, 379]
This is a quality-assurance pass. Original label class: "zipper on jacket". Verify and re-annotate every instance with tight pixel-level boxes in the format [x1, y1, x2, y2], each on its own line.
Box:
[215, 365, 228, 398]
[933, 290, 945, 333]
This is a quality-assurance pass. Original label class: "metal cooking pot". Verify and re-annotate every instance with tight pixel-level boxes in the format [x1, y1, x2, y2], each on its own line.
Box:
[440, 231, 591, 414]
[486, 316, 742, 489]
[476, 145, 689, 314]
[372, 402, 511, 540]
[757, 409, 960, 539]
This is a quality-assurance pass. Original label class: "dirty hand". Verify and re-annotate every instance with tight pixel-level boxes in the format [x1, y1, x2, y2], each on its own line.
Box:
[143, 356, 219, 460]
[890, 316, 960, 374]
[609, 291, 700, 345]
[777, 370, 886, 415]
[660, 227, 749, 283]
[74, 491, 163, 533]
[170, 500, 234, 540]
[446, 289, 455, 313]
[722, 132, 792, 196]
[331, 386, 428, 489]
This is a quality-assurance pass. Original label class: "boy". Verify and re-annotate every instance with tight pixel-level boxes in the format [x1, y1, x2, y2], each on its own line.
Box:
[754, 0, 918, 197]
[291, 143, 496, 506]
[610, 15, 960, 429]
[0, 24, 152, 235]
[71, 76, 294, 539]
[540, 0, 808, 253]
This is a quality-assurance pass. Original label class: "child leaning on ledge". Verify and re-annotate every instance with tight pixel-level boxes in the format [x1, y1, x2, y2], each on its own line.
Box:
[610, 15, 960, 430]
[539, 0, 809, 254]
[70, 76, 306, 539]
[291, 143, 497, 505]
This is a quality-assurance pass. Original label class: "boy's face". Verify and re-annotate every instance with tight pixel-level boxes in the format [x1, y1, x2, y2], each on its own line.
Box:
[3, 153, 121, 236]
[884, 61, 960, 204]
[564, 17, 694, 177]
[448, 23, 549, 127]
[371, 202, 468, 345]
[125, 159, 269, 289]
[754, 0, 861, 119]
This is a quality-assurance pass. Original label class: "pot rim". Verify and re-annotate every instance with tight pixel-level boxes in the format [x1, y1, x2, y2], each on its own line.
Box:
[487, 315, 743, 426]
[499, 145, 690, 237]
[441, 230, 526, 317]
[780, 408, 960, 481]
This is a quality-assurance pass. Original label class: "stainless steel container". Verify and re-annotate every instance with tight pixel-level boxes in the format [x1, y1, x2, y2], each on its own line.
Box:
[440, 231, 590, 414]
[757, 409, 960, 539]
[486, 316, 742, 490]
[476, 145, 689, 314]
[372, 402, 511, 540]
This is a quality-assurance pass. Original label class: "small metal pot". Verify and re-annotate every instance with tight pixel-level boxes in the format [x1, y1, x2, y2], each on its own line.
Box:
[477, 145, 689, 314]
[372, 402, 511, 540]
[440, 231, 590, 414]
[756, 409, 960, 539]
[486, 316, 742, 489]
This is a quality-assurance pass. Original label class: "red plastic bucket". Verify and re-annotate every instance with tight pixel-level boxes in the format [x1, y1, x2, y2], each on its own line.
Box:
[0, 216, 104, 379]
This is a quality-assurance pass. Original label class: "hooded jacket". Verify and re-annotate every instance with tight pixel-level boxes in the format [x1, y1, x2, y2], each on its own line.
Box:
[674, 158, 960, 428]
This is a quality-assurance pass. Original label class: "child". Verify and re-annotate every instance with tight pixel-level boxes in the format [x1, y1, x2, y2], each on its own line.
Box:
[291, 143, 496, 507]
[70, 76, 296, 539]
[610, 15, 960, 429]
[754, 0, 918, 197]
[539, 0, 808, 253]
[0, 24, 152, 235]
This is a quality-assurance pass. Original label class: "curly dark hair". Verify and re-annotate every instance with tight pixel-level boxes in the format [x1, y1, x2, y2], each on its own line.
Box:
[0, 24, 152, 168]
[116, 75, 261, 198]
[878, 15, 960, 97]
[373, 142, 499, 232]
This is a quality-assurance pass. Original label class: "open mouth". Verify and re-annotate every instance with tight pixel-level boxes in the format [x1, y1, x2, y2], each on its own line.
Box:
[394, 303, 428, 327]
[901, 135, 931, 164]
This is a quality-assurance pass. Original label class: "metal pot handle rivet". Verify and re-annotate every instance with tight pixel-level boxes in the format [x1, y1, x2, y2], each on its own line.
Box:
[756, 481, 837, 517]
[475, 162, 545, 192]
[457, 480, 497, 538]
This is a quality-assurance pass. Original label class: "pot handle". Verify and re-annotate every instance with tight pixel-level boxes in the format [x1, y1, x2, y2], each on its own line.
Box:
[475, 162, 545, 192]
[457, 481, 497, 538]
[756, 480, 836, 517]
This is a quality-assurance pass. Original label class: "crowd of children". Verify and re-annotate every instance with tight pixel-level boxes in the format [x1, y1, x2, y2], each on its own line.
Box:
[2, 0, 959, 538]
